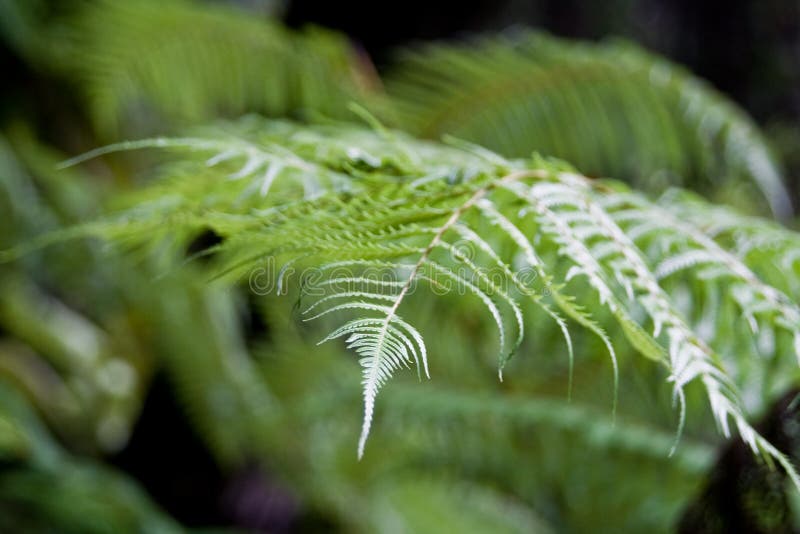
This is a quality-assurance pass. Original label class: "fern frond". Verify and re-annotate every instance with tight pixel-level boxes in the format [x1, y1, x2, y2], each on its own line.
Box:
[50, 0, 371, 137]
[383, 384, 715, 474]
[47, 118, 800, 485]
[255, 295, 714, 533]
[384, 30, 790, 217]
[606, 191, 800, 351]
[655, 190, 800, 303]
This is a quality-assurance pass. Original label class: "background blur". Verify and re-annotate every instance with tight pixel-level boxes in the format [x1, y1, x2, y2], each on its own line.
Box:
[0, 0, 799, 532]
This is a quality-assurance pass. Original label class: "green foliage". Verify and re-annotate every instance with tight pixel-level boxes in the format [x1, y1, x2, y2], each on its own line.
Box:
[384, 30, 791, 218]
[51, 118, 800, 488]
[1, 1, 799, 530]
[46, 0, 373, 138]
[0, 382, 180, 534]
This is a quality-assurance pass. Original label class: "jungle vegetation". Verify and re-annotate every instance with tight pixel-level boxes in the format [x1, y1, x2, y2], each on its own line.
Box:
[1, 0, 799, 532]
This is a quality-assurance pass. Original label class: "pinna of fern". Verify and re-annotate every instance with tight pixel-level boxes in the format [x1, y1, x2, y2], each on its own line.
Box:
[30, 117, 800, 487]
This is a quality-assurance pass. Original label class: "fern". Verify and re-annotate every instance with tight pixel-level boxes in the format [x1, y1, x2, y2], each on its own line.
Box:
[383, 30, 791, 218]
[656, 190, 800, 303]
[46, 0, 372, 138]
[43, 117, 800, 489]
[22, 4, 789, 218]
[249, 296, 710, 532]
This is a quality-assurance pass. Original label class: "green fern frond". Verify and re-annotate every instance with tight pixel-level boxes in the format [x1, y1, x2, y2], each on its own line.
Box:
[50, 0, 371, 137]
[606, 190, 800, 355]
[47, 118, 800, 487]
[656, 190, 800, 302]
[382, 384, 715, 474]
[384, 30, 790, 217]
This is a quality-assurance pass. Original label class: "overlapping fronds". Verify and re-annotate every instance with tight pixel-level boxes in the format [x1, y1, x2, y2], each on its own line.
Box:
[41, 118, 800, 485]
[384, 30, 791, 217]
[48, 0, 372, 137]
[252, 302, 711, 532]
[655, 190, 800, 303]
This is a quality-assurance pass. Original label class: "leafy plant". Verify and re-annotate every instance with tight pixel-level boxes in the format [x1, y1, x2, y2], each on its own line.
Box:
[3, 0, 374, 138]
[1, 1, 799, 532]
[49, 117, 800, 483]
[383, 30, 791, 218]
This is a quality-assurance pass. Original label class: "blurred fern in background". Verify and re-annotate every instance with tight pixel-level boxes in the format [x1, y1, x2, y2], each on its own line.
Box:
[383, 30, 791, 218]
